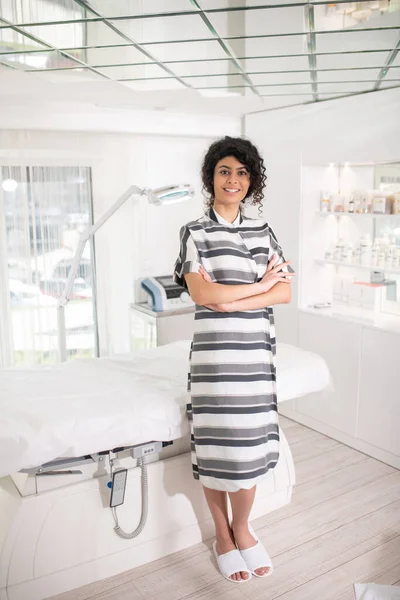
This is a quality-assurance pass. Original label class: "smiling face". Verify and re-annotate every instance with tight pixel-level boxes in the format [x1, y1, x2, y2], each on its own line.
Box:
[213, 156, 251, 207]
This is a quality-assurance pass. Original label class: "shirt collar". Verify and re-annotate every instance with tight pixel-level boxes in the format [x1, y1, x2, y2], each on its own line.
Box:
[209, 206, 242, 226]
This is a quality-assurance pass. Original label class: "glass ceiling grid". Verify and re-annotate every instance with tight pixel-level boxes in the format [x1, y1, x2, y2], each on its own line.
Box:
[0, 0, 399, 109]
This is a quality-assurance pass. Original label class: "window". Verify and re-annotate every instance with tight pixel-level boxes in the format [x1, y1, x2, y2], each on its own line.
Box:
[0, 165, 96, 367]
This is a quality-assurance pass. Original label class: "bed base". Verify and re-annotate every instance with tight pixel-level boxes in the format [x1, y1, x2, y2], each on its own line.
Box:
[0, 431, 295, 600]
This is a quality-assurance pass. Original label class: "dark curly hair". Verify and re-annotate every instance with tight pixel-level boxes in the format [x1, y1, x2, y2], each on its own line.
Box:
[201, 136, 267, 210]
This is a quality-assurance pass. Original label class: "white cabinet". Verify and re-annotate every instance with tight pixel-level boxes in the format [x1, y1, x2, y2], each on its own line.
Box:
[130, 303, 195, 351]
[296, 311, 360, 437]
[358, 328, 400, 458]
[279, 309, 400, 469]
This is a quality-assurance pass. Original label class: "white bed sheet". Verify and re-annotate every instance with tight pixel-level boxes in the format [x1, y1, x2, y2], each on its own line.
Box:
[0, 341, 330, 477]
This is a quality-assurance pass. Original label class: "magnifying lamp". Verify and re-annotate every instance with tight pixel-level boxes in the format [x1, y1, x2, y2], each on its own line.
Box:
[57, 183, 194, 362]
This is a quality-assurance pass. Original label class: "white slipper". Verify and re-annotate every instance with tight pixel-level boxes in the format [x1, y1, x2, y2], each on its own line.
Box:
[239, 524, 273, 578]
[212, 540, 252, 583]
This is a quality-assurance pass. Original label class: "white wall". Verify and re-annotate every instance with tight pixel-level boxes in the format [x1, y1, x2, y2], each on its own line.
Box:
[245, 87, 400, 344]
[0, 115, 240, 355]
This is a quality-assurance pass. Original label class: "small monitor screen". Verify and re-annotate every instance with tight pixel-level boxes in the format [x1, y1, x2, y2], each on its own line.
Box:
[156, 276, 175, 287]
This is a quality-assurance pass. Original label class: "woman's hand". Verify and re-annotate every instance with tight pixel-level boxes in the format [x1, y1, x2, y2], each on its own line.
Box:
[198, 267, 232, 311]
[260, 254, 295, 292]
[198, 266, 213, 283]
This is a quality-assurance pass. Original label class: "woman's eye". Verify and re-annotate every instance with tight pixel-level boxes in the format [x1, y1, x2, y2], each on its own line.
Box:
[239, 171, 248, 176]
[220, 170, 228, 175]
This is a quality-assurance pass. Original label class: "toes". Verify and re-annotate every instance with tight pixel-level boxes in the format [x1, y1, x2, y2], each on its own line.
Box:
[255, 567, 270, 576]
[230, 572, 245, 581]
[241, 571, 249, 580]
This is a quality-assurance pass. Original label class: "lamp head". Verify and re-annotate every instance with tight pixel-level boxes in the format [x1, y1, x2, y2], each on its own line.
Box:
[148, 184, 194, 206]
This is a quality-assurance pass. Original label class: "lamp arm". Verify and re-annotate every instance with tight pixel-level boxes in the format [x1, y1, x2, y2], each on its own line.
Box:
[58, 185, 146, 308]
[57, 184, 147, 361]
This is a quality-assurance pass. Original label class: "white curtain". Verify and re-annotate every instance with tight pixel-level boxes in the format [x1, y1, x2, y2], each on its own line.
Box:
[0, 165, 96, 367]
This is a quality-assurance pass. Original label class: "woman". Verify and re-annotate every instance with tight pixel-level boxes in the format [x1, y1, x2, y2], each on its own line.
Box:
[173, 136, 293, 583]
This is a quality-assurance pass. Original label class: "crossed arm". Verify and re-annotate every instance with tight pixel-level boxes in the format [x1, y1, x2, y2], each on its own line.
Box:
[184, 254, 294, 312]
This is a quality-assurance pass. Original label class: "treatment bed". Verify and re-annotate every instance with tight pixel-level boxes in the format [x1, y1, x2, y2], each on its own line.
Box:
[0, 340, 330, 600]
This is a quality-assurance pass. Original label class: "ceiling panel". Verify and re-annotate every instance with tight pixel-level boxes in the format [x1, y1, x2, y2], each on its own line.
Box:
[313, 4, 400, 32]
[208, 7, 305, 37]
[95, 63, 169, 80]
[121, 79, 188, 91]
[388, 66, 400, 78]
[183, 73, 248, 88]
[0, 27, 48, 52]
[20, 21, 127, 49]
[112, 15, 212, 44]
[251, 71, 312, 85]
[230, 34, 308, 58]
[144, 40, 227, 62]
[259, 94, 314, 108]
[243, 55, 310, 72]
[316, 51, 390, 70]
[379, 81, 400, 89]
[172, 59, 238, 77]
[317, 68, 381, 82]
[0, 0, 85, 25]
[1, 49, 80, 70]
[258, 83, 313, 94]
[393, 52, 400, 67]
[198, 87, 250, 97]
[316, 29, 399, 53]
[87, 0, 197, 17]
[317, 92, 353, 100]
[84, 45, 153, 66]
[34, 68, 105, 83]
[199, 0, 305, 7]
[317, 81, 375, 93]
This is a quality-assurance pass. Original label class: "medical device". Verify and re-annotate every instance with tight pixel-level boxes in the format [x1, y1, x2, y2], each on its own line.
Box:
[141, 276, 194, 311]
[57, 184, 194, 361]
[109, 469, 127, 508]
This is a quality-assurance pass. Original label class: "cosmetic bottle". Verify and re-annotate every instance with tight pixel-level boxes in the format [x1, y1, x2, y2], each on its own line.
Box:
[353, 244, 361, 265]
[377, 245, 387, 269]
[360, 234, 372, 266]
[320, 192, 331, 213]
[371, 239, 380, 267]
[334, 238, 346, 262]
[342, 243, 354, 264]
[386, 237, 398, 269]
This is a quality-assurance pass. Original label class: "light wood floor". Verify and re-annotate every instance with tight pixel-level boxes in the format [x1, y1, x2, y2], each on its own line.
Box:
[51, 416, 400, 600]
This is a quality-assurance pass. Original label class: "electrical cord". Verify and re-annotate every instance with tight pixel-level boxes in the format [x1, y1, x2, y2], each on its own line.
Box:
[112, 456, 149, 539]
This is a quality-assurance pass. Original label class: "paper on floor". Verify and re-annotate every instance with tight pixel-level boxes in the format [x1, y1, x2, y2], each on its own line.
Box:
[354, 584, 400, 600]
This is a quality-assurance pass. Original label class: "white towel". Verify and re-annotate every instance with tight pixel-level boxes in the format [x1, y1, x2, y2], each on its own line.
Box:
[354, 584, 400, 600]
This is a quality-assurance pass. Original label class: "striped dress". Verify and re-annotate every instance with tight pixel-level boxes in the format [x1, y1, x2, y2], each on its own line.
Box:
[173, 207, 286, 492]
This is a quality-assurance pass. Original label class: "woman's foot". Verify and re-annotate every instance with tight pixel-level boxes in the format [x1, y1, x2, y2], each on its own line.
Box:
[232, 523, 271, 577]
[215, 531, 250, 582]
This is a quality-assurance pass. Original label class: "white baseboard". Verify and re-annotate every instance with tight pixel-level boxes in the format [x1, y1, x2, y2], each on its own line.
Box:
[279, 406, 400, 470]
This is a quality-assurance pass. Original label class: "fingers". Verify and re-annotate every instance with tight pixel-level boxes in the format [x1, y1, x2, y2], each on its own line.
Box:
[199, 266, 212, 282]
[267, 253, 278, 271]
[272, 260, 292, 273]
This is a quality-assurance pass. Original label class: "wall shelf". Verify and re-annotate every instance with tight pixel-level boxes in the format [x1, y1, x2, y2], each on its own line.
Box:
[315, 258, 400, 275]
[316, 211, 400, 219]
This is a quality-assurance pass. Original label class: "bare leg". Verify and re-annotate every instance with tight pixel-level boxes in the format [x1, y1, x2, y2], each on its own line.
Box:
[203, 486, 250, 581]
[229, 486, 270, 577]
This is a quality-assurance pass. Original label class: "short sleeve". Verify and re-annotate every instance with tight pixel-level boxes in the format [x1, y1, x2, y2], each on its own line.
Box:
[173, 225, 202, 290]
[268, 224, 289, 272]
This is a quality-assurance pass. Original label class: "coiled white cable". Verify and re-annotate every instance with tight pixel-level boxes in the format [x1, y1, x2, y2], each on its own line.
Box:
[112, 456, 148, 539]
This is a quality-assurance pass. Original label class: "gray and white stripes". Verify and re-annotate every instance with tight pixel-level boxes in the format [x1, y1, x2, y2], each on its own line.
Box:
[173, 207, 285, 491]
